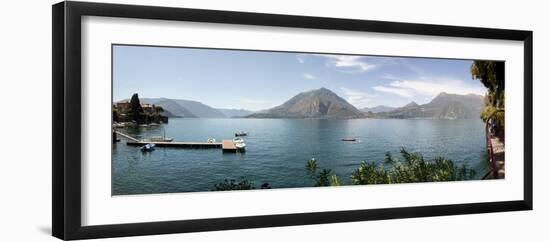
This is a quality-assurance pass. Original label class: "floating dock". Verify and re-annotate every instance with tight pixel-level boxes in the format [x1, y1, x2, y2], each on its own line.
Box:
[127, 141, 222, 149]
[222, 139, 237, 153]
[115, 130, 241, 152]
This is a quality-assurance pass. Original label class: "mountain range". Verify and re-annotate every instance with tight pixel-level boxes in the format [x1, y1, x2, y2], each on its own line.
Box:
[375, 92, 484, 119]
[125, 97, 256, 118]
[137, 98, 226, 118]
[361, 105, 397, 113]
[246, 88, 483, 119]
[217, 108, 255, 118]
[121, 88, 484, 120]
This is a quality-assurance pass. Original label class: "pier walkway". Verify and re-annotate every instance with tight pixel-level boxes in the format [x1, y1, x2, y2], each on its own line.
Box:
[127, 141, 222, 149]
[115, 130, 239, 152]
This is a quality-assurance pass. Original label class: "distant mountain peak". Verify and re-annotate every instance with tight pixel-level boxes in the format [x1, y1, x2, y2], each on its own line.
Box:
[377, 93, 484, 119]
[404, 101, 419, 107]
[247, 87, 366, 119]
[306, 87, 337, 96]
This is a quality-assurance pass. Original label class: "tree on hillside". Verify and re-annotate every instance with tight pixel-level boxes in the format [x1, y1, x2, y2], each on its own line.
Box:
[471, 61, 505, 138]
[470, 61, 505, 108]
[129, 93, 144, 123]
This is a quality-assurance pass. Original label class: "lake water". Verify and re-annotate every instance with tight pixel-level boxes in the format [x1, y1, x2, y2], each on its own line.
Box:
[112, 118, 489, 195]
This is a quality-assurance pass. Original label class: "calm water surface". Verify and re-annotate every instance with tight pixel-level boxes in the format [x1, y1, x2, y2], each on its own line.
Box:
[112, 118, 489, 195]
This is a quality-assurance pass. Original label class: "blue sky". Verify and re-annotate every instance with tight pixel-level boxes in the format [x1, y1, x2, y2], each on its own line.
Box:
[113, 45, 487, 111]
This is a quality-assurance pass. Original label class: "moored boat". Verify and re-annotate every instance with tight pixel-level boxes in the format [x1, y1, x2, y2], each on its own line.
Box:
[140, 143, 156, 152]
[341, 138, 357, 142]
[233, 137, 246, 151]
[235, 131, 248, 137]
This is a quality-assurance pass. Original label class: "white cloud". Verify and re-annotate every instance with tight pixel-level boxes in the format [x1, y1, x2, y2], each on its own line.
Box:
[311, 54, 377, 73]
[303, 73, 316, 79]
[373, 85, 414, 97]
[381, 73, 399, 80]
[340, 87, 376, 108]
[373, 78, 486, 98]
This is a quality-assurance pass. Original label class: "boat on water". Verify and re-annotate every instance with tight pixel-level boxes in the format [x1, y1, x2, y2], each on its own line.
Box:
[341, 138, 358, 142]
[207, 138, 216, 143]
[140, 143, 155, 152]
[233, 137, 246, 151]
[235, 131, 248, 137]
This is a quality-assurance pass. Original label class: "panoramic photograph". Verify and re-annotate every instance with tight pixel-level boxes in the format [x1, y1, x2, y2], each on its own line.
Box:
[111, 45, 505, 195]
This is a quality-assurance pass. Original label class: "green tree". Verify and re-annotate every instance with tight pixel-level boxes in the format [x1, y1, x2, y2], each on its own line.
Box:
[129, 93, 144, 123]
[314, 169, 333, 187]
[471, 61, 505, 135]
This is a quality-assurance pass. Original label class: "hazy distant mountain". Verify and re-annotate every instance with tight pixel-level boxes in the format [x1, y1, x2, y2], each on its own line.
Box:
[139, 98, 225, 118]
[150, 99, 196, 118]
[361, 105, 397, 113]
[377, 92, 484, 119]
[246, 87, 366, 119]
[217, 108, 255, 118]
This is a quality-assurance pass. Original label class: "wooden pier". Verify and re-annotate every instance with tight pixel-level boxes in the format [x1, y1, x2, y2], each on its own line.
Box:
[115, 130, 242, 152]
[127, 141, 222, 148]
[222, 140, 237, 153]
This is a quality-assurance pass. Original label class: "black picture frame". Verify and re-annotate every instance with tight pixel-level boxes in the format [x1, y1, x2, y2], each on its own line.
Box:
[52, 1, 533, 240]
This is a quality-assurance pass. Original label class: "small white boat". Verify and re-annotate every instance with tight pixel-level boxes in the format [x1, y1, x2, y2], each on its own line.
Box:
[235, 142, 246, 148]
[140, 143, 156, 152]
[207, 138, 216, 143]
[233, 137, 246, 151]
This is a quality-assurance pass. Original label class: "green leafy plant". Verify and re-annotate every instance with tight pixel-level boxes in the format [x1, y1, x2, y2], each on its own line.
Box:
[213, 177, 256, 191]
[350, 148, 476, 185]
[305, 158, 318, 176]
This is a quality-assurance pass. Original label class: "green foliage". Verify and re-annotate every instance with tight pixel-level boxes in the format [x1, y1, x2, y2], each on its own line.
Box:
[129, 93, 144, 122]
[350, 148, 476, 185]
[305, 158, 318, 176]
[314, 169, 333, 187]
[351, 162, 389, 185]
[213, 177, 256, 191]
[112, 107, 119, 122]
[471, 61, 505, 136]
[470, 61, 504, 96]
[329, 174, 341, 186]
[305, 158, 342, 187]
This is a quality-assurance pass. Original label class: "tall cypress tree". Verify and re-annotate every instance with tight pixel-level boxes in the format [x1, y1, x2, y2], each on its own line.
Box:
[129, 93, 143, 122]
